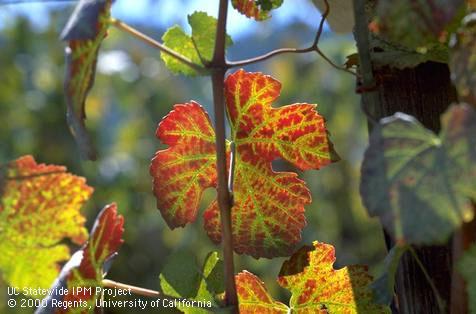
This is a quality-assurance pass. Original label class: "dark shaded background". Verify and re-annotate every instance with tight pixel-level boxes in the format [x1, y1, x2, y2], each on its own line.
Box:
[0, 1, 386, 312]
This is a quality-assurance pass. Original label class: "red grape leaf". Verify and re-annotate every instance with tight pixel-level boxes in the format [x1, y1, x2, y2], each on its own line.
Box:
[236, 242, 389, 313]
[0, 155, 92, 293]
[150, 101, 218, 228]
[232, 0, 283, 21]
[37, 203, 124, 313]
[236, 271, 288, 313]
[150, 70, 338, 258]
[60, 0, 114, 160]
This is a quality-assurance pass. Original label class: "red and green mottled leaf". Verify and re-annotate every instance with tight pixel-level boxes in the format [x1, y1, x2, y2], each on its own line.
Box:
[360, 104, 476, 244]
[236, 242, 389, 313]
[458, 244, 476, 314]
[37, 203, 124, 313]
[150, 101, 218, 228]
[450, 14, 476, 105]
[232, 0, 283, 21]
[60, 0, 114, 160]
[204, 70, 338, 258]
[150, 70, 338, 258]
[236, 271, 288, 313]
[0, 155, 92, 293]
[161, 12, 232, 76]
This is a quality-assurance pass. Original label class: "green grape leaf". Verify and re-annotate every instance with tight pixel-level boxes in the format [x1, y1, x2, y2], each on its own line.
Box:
[37, 203, 124, 313]
[450, 13, 476, 104]
[459, 244, 476, 314]
[360, 104, 476, 244]
[150, 70, 338, 258]
[161, 11, 232, 76]
[60, 0, 114, 160]
[0, 155, 92, 294]
[159, 251, 224, 313]
[232, 0, 283, 21]
[375, 0, 465, 50]
[370, 245, 408, 305]
[236, 241, 389, 313]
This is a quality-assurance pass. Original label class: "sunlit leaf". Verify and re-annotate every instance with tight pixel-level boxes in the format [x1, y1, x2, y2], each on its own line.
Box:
[450, 13, 476, 104]
[60, 0, 114, 160]
[150, 70, 338, 258]
[232, 0, 283, 21]
[0, 155, 92, 293]
[360, 104, 476, 244]
[236, 271, 288, 313]
[205, 70, 339, 258]
[236, 241, 390, 313]
[159, 251, 224, 313]
[150, 102, 218, 228]
[458, 244, 476, 314]
[161, 11, 232, 76]
[37, 203, 124, 313]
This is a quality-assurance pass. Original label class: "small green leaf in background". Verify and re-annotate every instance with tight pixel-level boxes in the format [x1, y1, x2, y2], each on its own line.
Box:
[371, 245, 408, 305]
[360, 104, 476, 245]
[161, 12, 232, 76]
[60, 0, 114, 160]
[232, 0, 283, 21]
[450, 13, 476, 105]
[159, 251, 224, 313]
[459, 244, 476, 314]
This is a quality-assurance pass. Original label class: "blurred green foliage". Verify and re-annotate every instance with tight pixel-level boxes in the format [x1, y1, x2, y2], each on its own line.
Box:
[0, 5, 386, 313]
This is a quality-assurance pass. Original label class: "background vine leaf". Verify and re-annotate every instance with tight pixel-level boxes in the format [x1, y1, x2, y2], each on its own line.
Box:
[370, 245, 408, 305]
[360, 104, 476, 244]
[36, 203, 124, 313]
[161, 11, 232, 76]
[0, 155, 92, 293]
[159, 251, 225, 313]
[231, 0, 283, 21]
[150, 70, 338, 258]
[375, 0, 465, 49]
[236, 241, 389, 313]
[458, 244, 476, 314]
[450, 13, 476, 105]
[60, 0, 114, 160]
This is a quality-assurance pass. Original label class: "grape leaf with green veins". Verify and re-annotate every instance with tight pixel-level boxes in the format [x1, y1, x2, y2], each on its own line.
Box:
[36, 203, 124, 314]
[0, 155, 92, 294]
[360, 104, 476, 244]
[159, 251, 225, 313]
[60, 0, 114, 160]
[236, 241, 390, 313]
[232, 0, 283, 21]
[150, 70, 338, 258]
[458, 244, 476, 314]
[161, 11, 232, 76]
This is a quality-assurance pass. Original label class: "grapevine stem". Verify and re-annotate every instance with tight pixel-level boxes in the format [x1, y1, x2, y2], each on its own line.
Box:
[101, 280, 212, 309]
[110, 19, 205, 74]
[226, 0, 357, 77]
[211, 0, 238, 310]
